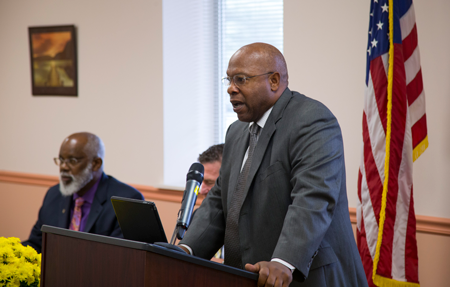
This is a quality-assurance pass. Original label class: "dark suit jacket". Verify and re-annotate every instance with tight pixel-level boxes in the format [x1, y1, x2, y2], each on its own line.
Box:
[180, 88, 368, 286]
[22, 173, 144, 253]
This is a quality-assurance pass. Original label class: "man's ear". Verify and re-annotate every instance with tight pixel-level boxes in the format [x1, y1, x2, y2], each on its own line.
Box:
[92, 157, 103, 172]
[269, 72, 281, 91]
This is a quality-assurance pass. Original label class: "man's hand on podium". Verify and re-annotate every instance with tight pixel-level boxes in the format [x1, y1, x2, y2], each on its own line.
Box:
[245, 261, 293, 287]
[178, 245, 190, 255]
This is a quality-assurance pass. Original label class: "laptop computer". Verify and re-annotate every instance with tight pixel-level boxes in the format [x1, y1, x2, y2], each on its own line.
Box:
[111, 196, 168, 244]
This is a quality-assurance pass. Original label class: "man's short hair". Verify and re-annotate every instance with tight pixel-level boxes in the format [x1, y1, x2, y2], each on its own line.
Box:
[198, 144, 224, 164]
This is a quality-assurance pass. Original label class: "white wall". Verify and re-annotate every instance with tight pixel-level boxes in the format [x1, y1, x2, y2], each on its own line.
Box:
[284, 0, 450, 218]
[0, 0, 449, 219]
[0, 0, 164, 186]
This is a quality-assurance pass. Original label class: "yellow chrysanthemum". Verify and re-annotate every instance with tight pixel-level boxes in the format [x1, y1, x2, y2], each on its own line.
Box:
[0, 237, 40, 287]
[10, 276, 21, 287]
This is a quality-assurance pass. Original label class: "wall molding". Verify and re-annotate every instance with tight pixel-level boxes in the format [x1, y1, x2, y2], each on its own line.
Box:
[0, 170, 206, 206]
[1, 170, 448, 236]
[128, 183, 206, 206]
[0, 170, 59, 187]
[347, 208, 450, 236]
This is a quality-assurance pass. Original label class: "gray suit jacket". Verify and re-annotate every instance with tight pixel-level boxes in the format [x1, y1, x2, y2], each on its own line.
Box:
[181, 88, 368, 286]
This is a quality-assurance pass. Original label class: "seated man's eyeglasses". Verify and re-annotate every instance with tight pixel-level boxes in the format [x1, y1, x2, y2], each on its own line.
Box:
[54, 157, 82, 167]
[222, 72, 274, 87]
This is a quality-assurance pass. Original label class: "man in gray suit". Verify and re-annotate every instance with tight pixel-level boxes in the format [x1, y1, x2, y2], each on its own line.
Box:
[180, 43, 367, 286]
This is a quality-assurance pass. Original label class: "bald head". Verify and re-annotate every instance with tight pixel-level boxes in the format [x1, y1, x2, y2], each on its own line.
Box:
[234, 42, 288, 87]
[63, 132, 105, 161]
[58, 132, 105, 196]
[226, 43, 289, 123]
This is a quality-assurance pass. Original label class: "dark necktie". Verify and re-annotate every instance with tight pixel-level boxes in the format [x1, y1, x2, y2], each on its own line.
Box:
[224, 123, 261, 269]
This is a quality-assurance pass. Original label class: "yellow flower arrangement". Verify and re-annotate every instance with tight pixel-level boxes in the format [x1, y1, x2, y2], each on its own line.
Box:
[0, 237, 41, 287]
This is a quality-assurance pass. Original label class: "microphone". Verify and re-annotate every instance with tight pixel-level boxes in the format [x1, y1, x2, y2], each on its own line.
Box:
[172, 162, 204, 242]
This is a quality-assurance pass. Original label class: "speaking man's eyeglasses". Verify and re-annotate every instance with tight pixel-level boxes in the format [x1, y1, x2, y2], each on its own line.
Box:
[221, 72, 274, 87]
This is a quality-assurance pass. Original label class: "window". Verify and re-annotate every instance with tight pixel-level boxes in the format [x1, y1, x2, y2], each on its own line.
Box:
[163, 0, 283, 187]
[218, 0, 284, 140]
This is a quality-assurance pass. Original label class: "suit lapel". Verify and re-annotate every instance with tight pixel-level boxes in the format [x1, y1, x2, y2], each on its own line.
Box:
[227, 124, 250, 208]
[84, 173, 107, 232]
[243, 88, 293, 198]
[245, 121, 275, 192]
[58, 190, 72, 228]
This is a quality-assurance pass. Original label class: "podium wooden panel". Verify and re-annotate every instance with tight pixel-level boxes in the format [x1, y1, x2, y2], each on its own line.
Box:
[40, 225, 257, 287]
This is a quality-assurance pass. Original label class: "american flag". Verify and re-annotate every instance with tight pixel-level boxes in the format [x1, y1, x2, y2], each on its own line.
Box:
[357, 0, 427, 286]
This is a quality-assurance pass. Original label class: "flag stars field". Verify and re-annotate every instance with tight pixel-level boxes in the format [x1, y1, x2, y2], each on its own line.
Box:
[377, 21, 384, 30]
[371, 38, 378, 48]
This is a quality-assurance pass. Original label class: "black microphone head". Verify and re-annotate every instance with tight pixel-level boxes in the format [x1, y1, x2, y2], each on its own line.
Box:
[186, 162, 204, 183]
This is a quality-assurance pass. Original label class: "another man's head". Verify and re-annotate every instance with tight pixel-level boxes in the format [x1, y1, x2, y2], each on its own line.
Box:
[198, 144, 224, 195]
[56, 132, 105, 197]
[225, 42, 288, 123]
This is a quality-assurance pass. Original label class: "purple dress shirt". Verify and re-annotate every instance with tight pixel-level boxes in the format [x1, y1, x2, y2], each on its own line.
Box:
[70, 177, 101, 232]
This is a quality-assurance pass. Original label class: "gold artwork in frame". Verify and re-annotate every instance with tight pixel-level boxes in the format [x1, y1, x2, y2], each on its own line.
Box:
[29, 25, 78, 96]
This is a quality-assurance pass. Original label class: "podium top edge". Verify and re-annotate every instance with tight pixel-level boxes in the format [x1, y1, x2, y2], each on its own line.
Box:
[41, 225, 258, 281]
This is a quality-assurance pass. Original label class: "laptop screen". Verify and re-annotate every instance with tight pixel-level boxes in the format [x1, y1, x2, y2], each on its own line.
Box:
[111, 196, 167, 244]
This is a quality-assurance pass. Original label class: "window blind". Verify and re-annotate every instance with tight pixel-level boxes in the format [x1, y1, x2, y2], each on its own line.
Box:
[163, 0, 283, 187]
[218, 0, 284, 140]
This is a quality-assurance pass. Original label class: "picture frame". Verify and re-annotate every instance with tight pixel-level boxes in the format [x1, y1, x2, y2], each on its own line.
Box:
[28, 25, 78, 96]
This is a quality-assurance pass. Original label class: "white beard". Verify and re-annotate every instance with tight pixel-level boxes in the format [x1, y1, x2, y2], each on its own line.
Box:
[59, 163, 94, 196]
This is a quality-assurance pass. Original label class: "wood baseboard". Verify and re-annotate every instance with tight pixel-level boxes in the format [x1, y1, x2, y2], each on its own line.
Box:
[1, 170, 448, 236]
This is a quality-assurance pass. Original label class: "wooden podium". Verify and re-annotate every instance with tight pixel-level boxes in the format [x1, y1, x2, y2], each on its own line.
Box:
[40, 225, 258, 287]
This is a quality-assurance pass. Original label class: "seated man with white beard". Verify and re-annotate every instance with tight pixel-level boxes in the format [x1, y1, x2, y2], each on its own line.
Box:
[22, 132, 144, 253]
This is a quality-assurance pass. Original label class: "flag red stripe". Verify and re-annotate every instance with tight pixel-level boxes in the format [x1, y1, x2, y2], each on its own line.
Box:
[402, 24, 418, 61]
[411, 114, 427, 148]
[370, 56, 388, 133]
[377, 44, 408, 279]
[363, 112, 383, 224]
[405, 185, 419, 282]
[406, 68, 423, 104]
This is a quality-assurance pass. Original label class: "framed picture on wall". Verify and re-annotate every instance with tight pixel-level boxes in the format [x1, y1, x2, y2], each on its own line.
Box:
[28, 25, 78, 96]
